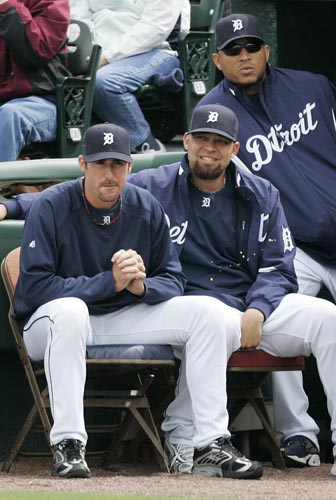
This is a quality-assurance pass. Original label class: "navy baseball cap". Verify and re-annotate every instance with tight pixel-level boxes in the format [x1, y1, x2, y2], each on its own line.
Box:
[83, 123, 132, 163]
[215, 14, 264, 51]
[187, 104, 239, 142]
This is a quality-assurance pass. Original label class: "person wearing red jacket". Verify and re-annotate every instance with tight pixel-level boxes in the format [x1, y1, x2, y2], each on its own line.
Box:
[0, 0, 70, 162]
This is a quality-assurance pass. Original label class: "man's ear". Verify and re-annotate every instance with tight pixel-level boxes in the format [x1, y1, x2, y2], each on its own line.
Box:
[232, 141, 240, 156]
[182, 133, 190, 151]
[127, 162, 133, 174]
[264, 44, 271, 63]
[212, 52, 222, 71]
[78, 155, 86, 174]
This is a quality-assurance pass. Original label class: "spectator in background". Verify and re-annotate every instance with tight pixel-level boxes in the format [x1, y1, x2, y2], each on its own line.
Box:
[0, 0, 70, 162]
[70, 0, 190, 153]
[198, 13, 336, 468]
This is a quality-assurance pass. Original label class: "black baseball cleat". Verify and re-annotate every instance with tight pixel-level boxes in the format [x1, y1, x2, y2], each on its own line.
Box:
[52, 439, 90, 478]
[280, 435, 320, 467]
[193, 437, 263, 479]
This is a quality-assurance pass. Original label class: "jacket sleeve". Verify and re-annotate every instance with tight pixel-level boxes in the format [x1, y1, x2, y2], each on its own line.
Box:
[245, 188, 298, 320]
[0, 0, 70, 67]
[2, 192, 41, 219]
[141, 198, 186, 304]
[102, 0, 181, 62]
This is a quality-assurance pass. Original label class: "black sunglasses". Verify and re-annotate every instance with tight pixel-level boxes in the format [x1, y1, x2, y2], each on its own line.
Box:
[223, 42, 263, 57]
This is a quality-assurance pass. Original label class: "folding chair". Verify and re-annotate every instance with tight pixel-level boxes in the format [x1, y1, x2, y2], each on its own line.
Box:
[1, 247, 175, 473]
[227, 349, 305, 469]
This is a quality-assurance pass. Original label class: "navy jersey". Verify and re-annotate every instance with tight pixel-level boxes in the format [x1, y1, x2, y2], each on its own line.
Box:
[14, 179, 185, 330]
[182, 172, 253, 310]
[199, 66, 336, 264]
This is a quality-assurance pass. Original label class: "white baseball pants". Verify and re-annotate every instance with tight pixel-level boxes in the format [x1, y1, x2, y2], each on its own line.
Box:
[162, 293, 336, 458]
[272, 248, 336, 448]
[22, 295, 241, 447]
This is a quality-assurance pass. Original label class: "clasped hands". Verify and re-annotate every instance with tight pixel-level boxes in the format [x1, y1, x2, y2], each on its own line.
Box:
[112, 249, 146, 296]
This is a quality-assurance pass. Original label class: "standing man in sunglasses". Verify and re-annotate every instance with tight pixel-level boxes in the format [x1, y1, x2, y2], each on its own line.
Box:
[198, 13, 336, 470]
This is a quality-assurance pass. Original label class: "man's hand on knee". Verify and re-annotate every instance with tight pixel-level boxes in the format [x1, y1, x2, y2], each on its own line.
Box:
[240, 308, 264, 349]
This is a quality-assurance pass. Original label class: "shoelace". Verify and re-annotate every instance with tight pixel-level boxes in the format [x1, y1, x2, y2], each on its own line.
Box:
[60, 439, 83, 461]
[283, 436, 304, 446]
[215, 437, 244, 458]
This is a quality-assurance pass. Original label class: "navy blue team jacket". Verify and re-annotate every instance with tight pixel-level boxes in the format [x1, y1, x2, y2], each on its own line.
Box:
[13, 179, 186, 331]
[199, 65, 336, 264]
[128, 156, 298, 320]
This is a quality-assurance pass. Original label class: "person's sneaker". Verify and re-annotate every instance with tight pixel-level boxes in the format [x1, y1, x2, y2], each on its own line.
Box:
[164, 440, 194, 474]
[133, 136, 166, 154]
[280, 435, 320, 467]
[330, 457, 336, 476]
[193, 437, 263, 479]
[53, 439, 90, 478]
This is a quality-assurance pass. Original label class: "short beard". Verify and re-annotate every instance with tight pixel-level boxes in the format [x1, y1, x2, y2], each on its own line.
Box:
[233, 73, 265, 92]
[192, 161, 226, 180]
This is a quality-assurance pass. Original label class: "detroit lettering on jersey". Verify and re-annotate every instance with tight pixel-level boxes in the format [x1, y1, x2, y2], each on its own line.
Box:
[246, 102, 318, 171]
[165, 209, 294, 256]
[165, 214, 189, 245]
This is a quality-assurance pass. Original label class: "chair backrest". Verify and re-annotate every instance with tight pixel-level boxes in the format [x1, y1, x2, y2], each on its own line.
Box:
[179, 0, 224, 129]
[55, 20, 102, 158]
[20, 20, 101, 159]
[66, 20, 95, 76]
[190, 0, 223, 31]
[1, 247, 20, 303]
[1, 247, 24, 356]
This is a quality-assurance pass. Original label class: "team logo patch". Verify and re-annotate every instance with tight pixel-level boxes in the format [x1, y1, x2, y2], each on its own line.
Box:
[202, 197, 211, 208]
[207, 111, 219, 123]
[103, 132, 114, 146]
[103, 216, 111, 225]
[232, 19, 244, 32]
[282, 226, 294, 253]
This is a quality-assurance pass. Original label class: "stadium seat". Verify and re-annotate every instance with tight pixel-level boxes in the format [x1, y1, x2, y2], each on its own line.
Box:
[21, 20, 101, 159]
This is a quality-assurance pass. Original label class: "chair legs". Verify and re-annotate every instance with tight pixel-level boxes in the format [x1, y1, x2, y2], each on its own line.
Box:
[228, 387, 286, 469]
[1, 388, 52, 473]
[102, 396, 169, 472]
[248, 389, 286, 469]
